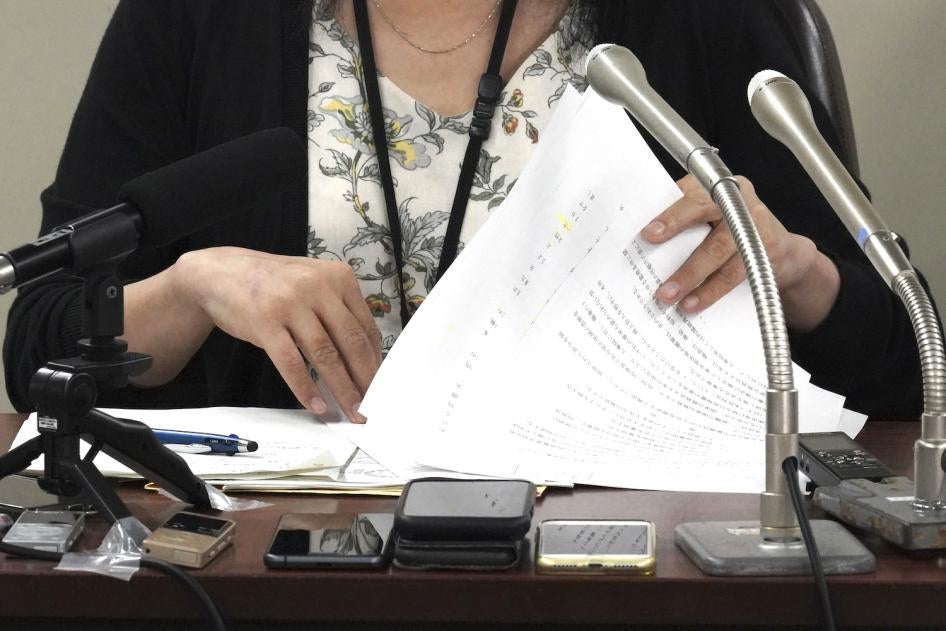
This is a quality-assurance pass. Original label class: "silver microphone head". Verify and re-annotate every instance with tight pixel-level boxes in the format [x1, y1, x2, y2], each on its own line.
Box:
[747, 70, 819, 152]
[584, 43, 649, 106]
[748, 70, 909, 285]
[747, 69, 791, 104]
[585, 43, 709, 170]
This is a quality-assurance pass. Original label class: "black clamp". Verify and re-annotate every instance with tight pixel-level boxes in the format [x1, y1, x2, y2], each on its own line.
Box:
[469, 72, 504, 140]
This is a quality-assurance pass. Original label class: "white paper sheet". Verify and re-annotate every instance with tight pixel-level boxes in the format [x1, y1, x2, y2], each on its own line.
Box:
[344, 86, 864, 493]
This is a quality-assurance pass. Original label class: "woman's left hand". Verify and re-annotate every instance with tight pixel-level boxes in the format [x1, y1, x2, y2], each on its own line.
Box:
[640, 174, 841, 333]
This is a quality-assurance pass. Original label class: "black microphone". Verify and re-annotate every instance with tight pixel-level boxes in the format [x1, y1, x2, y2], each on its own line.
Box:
[0, 127, 305, 292]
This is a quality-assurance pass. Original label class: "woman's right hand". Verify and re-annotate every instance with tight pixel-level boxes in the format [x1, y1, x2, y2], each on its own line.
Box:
[171, 247, 381, 422]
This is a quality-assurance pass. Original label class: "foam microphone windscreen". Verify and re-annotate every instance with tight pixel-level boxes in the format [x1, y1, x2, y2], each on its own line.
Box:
[118, 127, 306, 247]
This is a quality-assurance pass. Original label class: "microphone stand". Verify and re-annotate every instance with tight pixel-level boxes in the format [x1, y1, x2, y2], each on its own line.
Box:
[813, 271, 946, 549]
[748, 70, 946, 550]
[584, 44, 873, 575]
[671, 151, 873, 575]
[0, 212, 210, 525]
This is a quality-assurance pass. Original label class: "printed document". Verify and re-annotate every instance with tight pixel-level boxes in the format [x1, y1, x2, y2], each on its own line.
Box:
[335, 86, 863, 493]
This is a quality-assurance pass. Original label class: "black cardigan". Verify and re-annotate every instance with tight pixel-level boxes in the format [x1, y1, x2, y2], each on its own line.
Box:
[3, 0, 927, 416]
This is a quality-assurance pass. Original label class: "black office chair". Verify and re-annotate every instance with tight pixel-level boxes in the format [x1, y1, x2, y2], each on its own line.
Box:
[775, 0, 860, 179]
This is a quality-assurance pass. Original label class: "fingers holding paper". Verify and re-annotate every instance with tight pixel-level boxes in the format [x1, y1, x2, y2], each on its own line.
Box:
[640, 175, 840, 332]
[173, 247, 381, 421]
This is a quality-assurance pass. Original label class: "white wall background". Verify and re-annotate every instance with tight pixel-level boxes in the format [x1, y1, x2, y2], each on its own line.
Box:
[1, 1, 944, 411]
[819, 0, 946, 308]
[1, 0, 119, 412]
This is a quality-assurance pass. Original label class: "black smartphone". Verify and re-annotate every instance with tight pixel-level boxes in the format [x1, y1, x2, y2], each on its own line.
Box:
[264, 512, 394, 569]
[0, 475, 91, 516]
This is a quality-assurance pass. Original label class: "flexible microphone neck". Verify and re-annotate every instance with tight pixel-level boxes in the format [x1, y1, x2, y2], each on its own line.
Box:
[586, 44, 798, 538]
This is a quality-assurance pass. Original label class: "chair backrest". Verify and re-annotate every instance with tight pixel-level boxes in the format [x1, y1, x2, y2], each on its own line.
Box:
[775, 0, 860, 178]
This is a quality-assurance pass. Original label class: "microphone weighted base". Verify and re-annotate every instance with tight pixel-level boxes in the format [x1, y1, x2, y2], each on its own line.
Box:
[675, 520, 874, 576]
[814, 477, 946, 550]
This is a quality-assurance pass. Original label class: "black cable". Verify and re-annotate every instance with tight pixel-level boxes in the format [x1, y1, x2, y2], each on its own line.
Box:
[141, 557, 227, 631]
[0, 538, 226, 631]
[782, 456, 836, 631]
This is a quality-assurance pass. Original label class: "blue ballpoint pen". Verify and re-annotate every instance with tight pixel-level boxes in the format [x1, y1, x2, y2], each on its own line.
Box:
[152, 429, 259, 456]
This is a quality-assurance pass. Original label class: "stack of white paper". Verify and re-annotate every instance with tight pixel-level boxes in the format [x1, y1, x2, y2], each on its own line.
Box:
[8, 407, 526, 494]
[332, 86, 865, 494]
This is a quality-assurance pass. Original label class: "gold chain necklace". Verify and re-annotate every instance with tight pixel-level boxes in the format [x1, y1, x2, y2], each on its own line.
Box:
[370, 0, 504, 54]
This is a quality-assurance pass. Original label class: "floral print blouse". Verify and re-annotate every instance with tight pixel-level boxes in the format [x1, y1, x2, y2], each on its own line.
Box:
[307, 0, 588, 355]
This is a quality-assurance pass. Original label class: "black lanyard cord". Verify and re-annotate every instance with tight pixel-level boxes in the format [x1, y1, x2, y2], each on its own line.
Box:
[438, 0, 518, 283]
[353, 0, 518, 326]
[353, 0, 409, 326]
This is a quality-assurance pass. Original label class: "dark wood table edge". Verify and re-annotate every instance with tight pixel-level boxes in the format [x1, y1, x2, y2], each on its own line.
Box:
[2, 413, 944, 628]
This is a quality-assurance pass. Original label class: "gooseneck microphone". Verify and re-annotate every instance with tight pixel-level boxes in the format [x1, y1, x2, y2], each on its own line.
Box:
[749, 71, 946, 522]
[0, 127, 305, 293]
[585, 45, 874, 575]
[585, 43, 798, 534]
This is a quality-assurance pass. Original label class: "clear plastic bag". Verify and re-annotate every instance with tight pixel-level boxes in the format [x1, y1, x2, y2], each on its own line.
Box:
[158, 480, 270, 512]
[55, 516, 151, 582]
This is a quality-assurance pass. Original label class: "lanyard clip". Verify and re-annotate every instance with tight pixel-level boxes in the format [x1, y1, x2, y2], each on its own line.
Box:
[469, 72, 504, 140]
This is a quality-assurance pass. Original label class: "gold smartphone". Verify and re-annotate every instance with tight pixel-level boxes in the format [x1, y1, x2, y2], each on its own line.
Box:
[142, 512, 235, 569]
[536, 519, 655, 575]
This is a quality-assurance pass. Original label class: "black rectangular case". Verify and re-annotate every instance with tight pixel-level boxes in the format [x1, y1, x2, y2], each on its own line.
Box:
[395, 478, 535, 541]
[393, 478, 535, 570]
[392, 536, 526, 570]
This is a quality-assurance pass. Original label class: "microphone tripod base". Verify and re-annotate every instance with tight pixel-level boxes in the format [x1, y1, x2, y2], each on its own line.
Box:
[675, 520, 874, 576]
[814, 477, 946, 550]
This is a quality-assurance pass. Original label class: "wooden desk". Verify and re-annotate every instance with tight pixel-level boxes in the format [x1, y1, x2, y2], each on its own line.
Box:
[1, 413, 943, 628]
